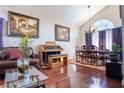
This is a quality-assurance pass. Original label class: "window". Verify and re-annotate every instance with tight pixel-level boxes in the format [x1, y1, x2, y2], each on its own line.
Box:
[91, 19, 114, 51]
[93, 19, 114, 31]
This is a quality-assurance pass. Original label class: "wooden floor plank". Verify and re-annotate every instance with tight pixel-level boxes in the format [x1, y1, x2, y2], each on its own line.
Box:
[0, 64, 123, 88]
[41, 64, 122, 88]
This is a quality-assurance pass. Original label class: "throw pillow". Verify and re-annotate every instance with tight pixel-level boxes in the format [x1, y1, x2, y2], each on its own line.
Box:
[8, 48, 22, 60]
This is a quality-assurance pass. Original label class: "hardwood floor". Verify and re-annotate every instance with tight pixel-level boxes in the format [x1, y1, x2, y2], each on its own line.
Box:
[0, 64, 123, 88]
[41, 64, 123, 88]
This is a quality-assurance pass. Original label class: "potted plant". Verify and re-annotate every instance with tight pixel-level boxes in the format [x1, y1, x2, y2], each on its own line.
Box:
[17, 34, 32, 74]
[111, 43, 122, 62]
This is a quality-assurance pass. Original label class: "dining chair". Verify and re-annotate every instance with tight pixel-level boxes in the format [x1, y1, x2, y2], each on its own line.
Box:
[81, 45, 87, 50]
[81, 45, 88, 64]
[88, 45, 98, 65]
[90, 45, 97, 50]
[98, 49, 110, 66]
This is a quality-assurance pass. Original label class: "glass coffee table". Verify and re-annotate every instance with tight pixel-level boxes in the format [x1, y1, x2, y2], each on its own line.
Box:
[0, 66, 48, 88]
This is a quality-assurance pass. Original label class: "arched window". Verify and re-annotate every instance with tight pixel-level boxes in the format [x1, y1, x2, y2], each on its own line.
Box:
[91, 19, 114, 51]
[92, 19, 114, 31]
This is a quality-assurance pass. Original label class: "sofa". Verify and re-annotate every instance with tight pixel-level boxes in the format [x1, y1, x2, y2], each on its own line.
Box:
[0, 47, 40, 79]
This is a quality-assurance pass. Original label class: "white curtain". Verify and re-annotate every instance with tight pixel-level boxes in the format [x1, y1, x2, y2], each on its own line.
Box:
[92, 30, 99, 48]
[105, 29, 112, 51]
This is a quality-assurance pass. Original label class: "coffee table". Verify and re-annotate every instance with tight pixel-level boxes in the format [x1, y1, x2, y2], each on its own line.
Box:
[0, 66, 48, 88]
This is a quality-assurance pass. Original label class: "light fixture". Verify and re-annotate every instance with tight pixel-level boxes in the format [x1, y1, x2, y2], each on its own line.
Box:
[86, 5, 95, 34]
[88, 5, 91, 33]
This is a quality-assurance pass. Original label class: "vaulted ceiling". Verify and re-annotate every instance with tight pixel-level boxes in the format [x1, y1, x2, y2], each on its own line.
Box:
[0, 5, 106, 26]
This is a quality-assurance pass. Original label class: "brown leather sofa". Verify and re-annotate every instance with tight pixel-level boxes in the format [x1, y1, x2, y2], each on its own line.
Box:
[0, 47, 40, 79]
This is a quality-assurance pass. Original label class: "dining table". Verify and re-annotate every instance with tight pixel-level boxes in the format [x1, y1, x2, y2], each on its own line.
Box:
[76, 49, 112, 65]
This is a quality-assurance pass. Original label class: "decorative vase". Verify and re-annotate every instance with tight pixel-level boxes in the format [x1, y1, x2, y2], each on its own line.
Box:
[24, 71, 30, 82]
[17, 58, 29, 74]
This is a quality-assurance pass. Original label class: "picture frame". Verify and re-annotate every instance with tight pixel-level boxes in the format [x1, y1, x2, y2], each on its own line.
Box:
[55, 24, 70, 42]
[8, 11, 39, 38]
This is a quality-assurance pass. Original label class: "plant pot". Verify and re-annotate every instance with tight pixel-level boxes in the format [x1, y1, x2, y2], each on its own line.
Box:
[17, 58, 29, 74]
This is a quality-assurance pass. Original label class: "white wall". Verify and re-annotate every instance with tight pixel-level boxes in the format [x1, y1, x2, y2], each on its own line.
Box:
[0, 6, 79, 59]
[77, 5, 122, 47]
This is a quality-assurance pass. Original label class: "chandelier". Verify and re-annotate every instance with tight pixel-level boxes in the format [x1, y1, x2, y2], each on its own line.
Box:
[88, 5, 91, 33]
[87, 5, 95, 33]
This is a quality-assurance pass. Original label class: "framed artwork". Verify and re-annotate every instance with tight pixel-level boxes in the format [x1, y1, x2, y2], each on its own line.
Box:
[55, 24, 70, 42]
[8, 11, 39, 38]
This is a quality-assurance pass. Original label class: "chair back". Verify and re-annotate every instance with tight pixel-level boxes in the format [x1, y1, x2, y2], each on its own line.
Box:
[90, 45, 97, 50]
[81, 45, 87, 50]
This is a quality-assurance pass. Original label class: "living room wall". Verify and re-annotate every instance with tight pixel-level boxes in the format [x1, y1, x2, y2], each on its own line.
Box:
[77, 5, 122, 47]
[0, 6, 79, 59]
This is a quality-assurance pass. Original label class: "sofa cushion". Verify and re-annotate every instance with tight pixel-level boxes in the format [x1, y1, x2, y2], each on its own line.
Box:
[8, 48, 22, 60]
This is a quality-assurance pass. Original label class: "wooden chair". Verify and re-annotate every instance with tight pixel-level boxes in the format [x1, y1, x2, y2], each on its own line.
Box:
[88, 45, 98, 65]
[81, 45, 87, 50]
[81, 45, 87, 64]
[75, 46, 82, 62]
[90, 45, 97, 50]
[98, 49, 110, 66]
